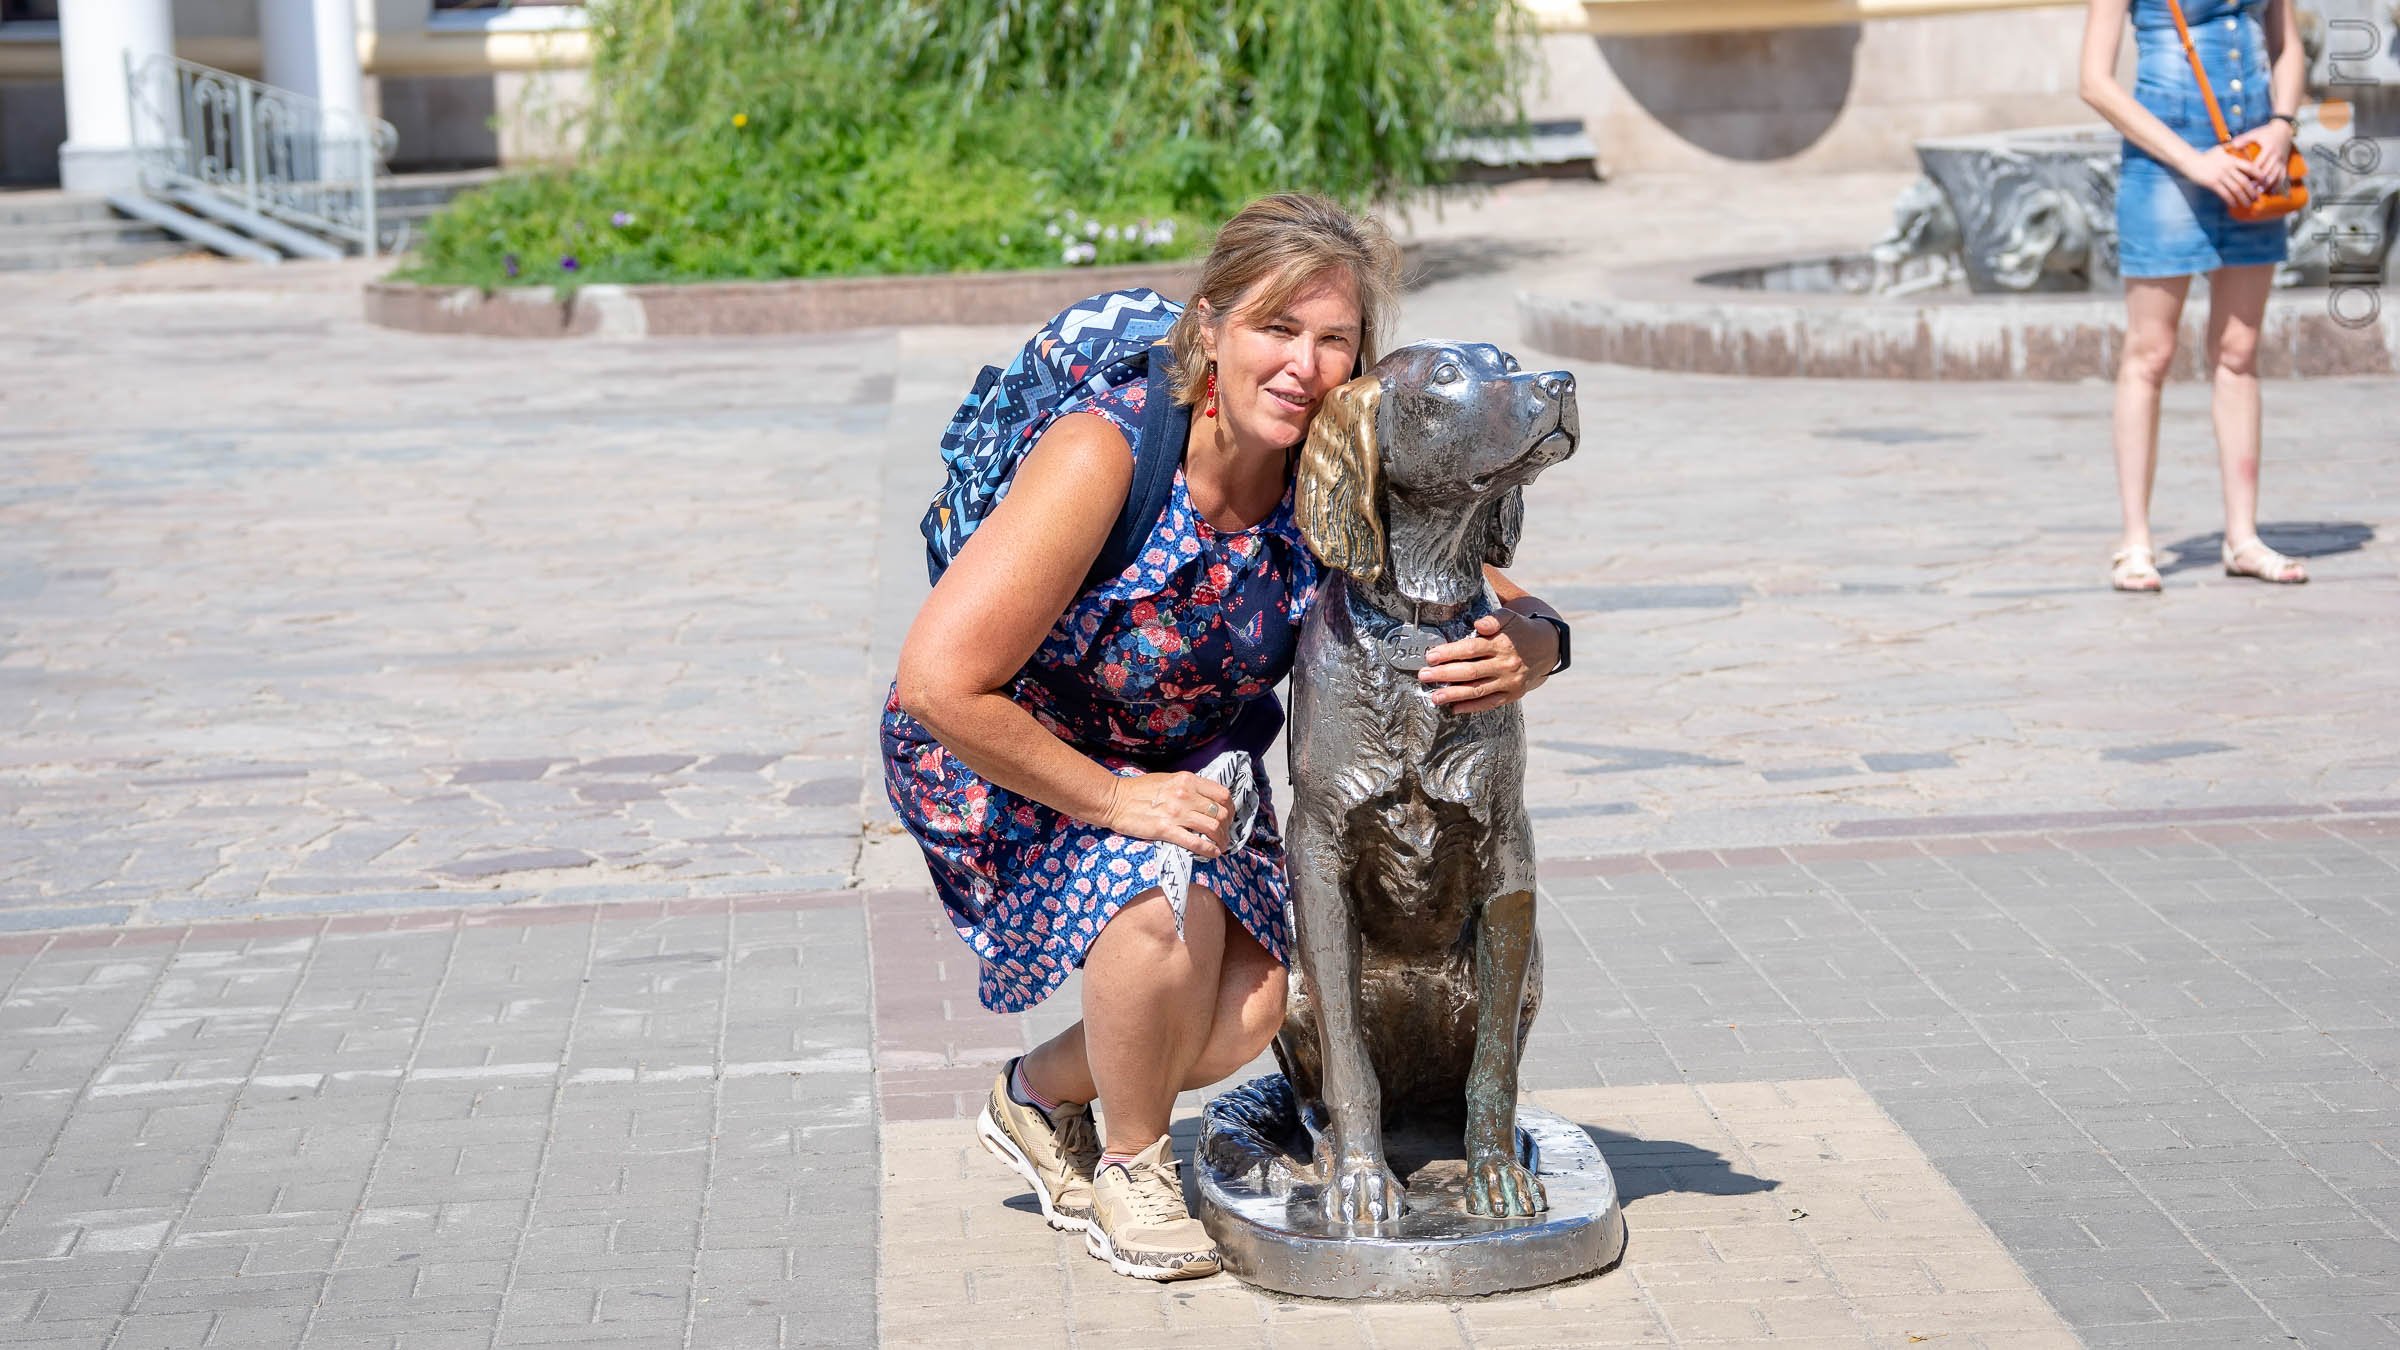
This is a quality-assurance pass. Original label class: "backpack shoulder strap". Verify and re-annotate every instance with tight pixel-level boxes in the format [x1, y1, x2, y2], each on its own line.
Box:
[1084, 351, 1188, 590]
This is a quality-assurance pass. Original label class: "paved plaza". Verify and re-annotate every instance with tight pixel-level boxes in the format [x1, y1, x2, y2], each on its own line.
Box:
[2, 176, 2397, 1347]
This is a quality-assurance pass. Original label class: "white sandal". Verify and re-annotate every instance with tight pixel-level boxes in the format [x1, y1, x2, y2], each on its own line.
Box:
[2110, 545, 2163, 592]
[2222, 537, 2308, 584]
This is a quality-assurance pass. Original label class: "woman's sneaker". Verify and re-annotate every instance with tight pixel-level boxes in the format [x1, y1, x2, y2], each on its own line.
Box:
[1084, 1135, 1221, 1281]
[975, 1059, 1100, 1232]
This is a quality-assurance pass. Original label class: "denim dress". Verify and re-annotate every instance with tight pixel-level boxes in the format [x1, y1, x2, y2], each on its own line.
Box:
[2117, 0, 2290, 276]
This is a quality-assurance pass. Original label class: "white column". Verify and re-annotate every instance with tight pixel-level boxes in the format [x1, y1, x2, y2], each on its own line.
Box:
[56, 0, 175, 194]
[260, 0, 364, 118]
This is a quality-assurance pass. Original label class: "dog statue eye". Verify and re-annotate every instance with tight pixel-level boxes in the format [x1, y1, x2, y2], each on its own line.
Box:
[1434, 363, 1461, 384]
[1502, 354, 1521, 373]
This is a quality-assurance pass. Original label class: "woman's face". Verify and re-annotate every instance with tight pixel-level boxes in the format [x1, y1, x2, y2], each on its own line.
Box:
[1201, 268, 1364, 453]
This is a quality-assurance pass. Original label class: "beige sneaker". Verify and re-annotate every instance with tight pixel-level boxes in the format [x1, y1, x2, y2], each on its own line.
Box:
[975, 1059, 1100, 1232]
[1084, 1135, 1221, 1281]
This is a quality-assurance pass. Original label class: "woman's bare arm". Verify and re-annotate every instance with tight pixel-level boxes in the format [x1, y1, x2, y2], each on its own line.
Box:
[895, 414, 1232, 853]
[2080, 0, 2201, 167]
[2267, 0, 2305, 118]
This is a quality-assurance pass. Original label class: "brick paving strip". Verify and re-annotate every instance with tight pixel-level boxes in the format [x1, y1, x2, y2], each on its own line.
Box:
[0, 893, 877, 1349]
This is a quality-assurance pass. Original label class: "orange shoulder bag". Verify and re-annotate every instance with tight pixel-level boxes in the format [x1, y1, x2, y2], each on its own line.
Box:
[2162, 0, 2308, 221]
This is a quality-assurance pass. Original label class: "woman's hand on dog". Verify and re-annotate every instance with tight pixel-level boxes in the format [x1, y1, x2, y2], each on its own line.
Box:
[1104, 771, 1236, 858]
[1418, 612, 1558, 714]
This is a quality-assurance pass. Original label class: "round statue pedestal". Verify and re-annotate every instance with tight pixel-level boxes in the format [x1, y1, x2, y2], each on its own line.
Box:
[1194, 1075, 1627, 1299]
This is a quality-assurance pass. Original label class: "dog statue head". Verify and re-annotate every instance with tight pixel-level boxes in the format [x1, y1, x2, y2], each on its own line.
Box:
[1295, 341, 1578, 605]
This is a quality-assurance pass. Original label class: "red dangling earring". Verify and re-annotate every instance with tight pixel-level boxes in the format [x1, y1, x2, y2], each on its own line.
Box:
[1204, 366, 1218, 418]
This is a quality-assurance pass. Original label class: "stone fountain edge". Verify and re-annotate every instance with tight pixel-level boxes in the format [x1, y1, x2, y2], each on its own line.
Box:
[1518, 252, 2400, 382]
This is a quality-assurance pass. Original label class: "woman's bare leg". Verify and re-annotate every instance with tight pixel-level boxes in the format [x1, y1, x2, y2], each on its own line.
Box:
[2205, 263, 2275, 548]
[2114, 275, 2193, 555]
[1179, 921, 1287, 1090]
[1017, 886, 1287, 1149]
[1018, 884, 1226, 1154]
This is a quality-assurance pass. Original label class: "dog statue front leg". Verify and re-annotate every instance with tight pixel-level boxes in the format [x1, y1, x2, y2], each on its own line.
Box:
[1287, 804, 1406, 1227]
[1465, 889, 1547, 1217]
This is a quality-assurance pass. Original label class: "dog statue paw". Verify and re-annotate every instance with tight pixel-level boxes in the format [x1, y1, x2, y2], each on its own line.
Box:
[1322, 1152, 1407, 1227]
[1467, 1152, 1548, 1219]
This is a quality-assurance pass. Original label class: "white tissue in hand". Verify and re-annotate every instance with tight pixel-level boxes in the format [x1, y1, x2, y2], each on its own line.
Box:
[1155, 751, 1259, 941]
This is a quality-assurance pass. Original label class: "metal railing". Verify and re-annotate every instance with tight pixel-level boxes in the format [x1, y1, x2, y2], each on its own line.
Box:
[125, 53, 400, 257]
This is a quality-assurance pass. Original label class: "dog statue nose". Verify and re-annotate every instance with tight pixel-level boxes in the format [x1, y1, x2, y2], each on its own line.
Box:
[1537, 371, 1573, 398]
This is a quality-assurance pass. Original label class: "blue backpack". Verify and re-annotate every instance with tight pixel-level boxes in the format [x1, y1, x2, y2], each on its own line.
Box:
[921, 288, 1190, 588]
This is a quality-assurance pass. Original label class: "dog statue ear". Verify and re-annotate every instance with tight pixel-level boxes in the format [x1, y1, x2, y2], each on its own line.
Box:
[1294, 375, 1386, 582]
[1484, 486, 1524, 568]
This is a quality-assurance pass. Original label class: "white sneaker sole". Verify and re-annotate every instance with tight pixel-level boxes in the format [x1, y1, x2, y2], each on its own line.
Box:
[1082, 1222, 1221, 1282]
[975, 1103, 1091, 1234]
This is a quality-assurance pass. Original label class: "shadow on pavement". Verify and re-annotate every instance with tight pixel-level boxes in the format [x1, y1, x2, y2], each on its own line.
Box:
[1580, 1125, 1781, 1201]
[2160, 520, 2375, 574]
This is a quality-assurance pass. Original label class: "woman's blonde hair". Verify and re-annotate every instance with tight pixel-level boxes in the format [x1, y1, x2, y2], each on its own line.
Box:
[1165, 193, 1402, 406]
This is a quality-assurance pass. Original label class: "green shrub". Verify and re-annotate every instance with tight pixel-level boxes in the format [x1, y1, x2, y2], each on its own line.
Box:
[400, 0, 1529, 288]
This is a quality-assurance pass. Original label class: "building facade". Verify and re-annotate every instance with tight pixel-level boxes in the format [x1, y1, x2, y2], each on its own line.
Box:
[0, 0, 588, 185]
[0, 0, 2100, 188]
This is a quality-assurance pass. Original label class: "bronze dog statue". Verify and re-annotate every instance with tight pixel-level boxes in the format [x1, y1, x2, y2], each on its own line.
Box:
[1279, 341, 1579, 1225]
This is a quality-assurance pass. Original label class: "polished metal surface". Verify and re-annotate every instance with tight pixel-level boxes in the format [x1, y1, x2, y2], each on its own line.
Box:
[1204, 341, 1615, 1296]
[1197, 1075, 1627, 1299]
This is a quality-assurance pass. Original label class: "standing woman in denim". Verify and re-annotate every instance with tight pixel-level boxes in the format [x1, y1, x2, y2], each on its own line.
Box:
[2081, 0, 2311, 590]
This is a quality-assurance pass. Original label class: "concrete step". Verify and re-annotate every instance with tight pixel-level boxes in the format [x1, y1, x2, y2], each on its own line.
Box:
[0, 170, 495, 267]
[8, 214, 181, 247]
[0, 190, 119, 229]
[372, 169, 499, 252]
[0, 238, 196, 272]
[374, 168, 500, 210]
[0, 190, 199, 270]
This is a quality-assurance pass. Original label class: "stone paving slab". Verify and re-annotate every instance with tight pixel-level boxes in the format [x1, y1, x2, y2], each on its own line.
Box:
[8, 209, 2395, 939]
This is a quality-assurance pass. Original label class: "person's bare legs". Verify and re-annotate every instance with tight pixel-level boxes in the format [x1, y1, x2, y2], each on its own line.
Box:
[1017, 885, 1287, 1152]
[2113, 274, 2192, 579]
[1176, 920, 1286, 1090]
[2205, 263, 2306, 580]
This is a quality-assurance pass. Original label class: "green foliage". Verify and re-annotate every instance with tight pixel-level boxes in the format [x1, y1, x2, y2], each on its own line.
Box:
[402, 0, 1530, 288]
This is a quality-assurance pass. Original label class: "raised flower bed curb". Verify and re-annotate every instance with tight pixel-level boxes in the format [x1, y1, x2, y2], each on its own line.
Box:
[365, 259, 1205, 339]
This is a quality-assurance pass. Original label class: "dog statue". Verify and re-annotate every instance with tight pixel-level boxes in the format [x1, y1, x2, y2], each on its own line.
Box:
[1277, 341, 1578, 1226]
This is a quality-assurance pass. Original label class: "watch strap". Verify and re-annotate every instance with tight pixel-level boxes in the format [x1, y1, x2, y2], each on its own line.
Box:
[1525, 613, 1571, 676]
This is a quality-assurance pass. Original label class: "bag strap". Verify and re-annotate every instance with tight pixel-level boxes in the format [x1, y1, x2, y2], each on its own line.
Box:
[1083, 350, 1188, 591]
[2162, 0, 2237, 145]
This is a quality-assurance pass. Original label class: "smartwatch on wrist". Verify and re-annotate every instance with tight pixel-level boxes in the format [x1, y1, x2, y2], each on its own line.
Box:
[1523, 613, 1571, 676]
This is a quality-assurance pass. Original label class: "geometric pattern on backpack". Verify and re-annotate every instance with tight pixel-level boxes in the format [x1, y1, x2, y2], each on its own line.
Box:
[921, 287, 1185, 585]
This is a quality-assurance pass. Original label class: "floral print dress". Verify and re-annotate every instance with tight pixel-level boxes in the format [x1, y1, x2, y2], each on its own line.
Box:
[880, 379, 1319, 1013]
